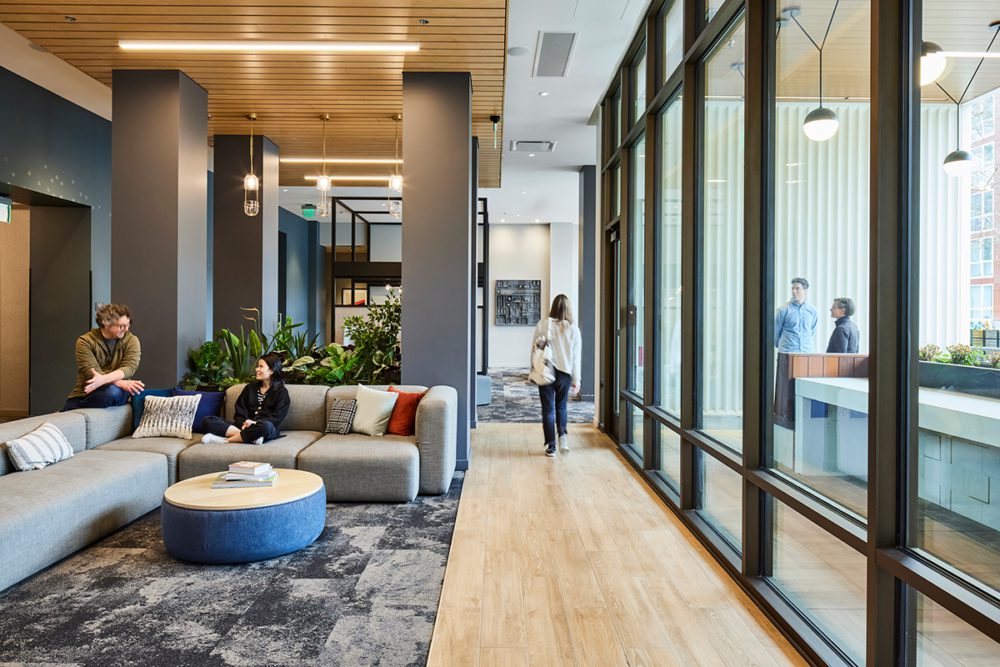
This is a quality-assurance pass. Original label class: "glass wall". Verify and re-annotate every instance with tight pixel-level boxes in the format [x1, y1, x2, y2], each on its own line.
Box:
[698, 17, 745, 452]
[629, 136, 646, 397]
[912, 0, 1000, 598]
[769, 0, 871, 520]
[599, 0, 1000, 663]
[659, 97, 683, 416]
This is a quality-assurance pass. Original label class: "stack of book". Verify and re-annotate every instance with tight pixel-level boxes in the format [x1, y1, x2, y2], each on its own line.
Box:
[211, 461, 278, 489]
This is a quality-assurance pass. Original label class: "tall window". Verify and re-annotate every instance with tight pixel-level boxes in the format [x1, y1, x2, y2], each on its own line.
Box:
[698, 18, 745, 452]
[632, 44, 647, 125]
[658, 99, 683, 416]
[661, 0, 683, 83]
[628, 137, 646, 398]
[768, 0, 871, 520]
[915, 0, 1000, 606]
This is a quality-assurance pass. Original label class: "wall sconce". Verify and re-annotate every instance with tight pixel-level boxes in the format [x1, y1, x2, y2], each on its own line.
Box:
[243, 113, 260, 216]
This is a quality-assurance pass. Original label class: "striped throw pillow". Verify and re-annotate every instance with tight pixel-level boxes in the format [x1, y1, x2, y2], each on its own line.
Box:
[325, 399, 358, 435]
[132, 394, 201, 439]
[5, 422, 75, 471]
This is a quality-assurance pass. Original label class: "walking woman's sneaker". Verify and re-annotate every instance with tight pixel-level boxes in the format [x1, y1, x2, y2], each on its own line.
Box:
[545, 444, 557, 457]
[558, 435, 569, 452]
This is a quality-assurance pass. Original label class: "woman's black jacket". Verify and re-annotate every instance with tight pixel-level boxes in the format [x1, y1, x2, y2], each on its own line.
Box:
[233, 380, 290, 430]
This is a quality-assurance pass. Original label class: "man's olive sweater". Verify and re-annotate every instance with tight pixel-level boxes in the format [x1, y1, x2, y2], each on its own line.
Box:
[67, 329, 142, 398]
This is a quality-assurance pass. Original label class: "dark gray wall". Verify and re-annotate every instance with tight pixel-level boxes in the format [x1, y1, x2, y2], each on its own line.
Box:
[279, 207, 312, 330]
[112, 70, 208, 388]
[401, 72, 473, 470]
[0, 67, 111, 305]
[30, 207, 91, 414]
[579, 165, 597, 400]
[213, 135, 280, 333]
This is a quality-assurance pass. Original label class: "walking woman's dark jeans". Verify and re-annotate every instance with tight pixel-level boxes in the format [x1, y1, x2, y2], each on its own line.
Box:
[538, 370, 571, 446]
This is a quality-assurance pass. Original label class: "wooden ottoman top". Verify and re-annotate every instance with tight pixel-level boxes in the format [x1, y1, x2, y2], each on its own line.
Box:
[163, 469, 324, 511]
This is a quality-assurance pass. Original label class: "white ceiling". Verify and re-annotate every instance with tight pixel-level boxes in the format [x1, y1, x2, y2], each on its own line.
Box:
[480, 0, 647, 225]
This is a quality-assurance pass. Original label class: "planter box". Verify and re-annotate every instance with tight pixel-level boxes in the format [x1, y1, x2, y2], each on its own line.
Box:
[918, 361, 1000, 399]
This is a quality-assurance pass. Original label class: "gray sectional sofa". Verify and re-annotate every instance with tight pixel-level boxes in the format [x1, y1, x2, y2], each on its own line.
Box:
[0, 383, 457, 593]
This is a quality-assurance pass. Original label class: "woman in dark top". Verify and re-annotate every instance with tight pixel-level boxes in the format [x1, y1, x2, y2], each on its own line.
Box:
[826, 297, 860, 353]
[201, 352, 290, 444]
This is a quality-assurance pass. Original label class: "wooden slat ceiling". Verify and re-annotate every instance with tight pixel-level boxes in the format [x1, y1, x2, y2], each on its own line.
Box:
[0, 0, 508, 187]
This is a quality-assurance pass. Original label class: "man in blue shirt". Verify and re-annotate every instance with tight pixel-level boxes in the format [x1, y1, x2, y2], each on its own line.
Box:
[774, 277, 819, 352]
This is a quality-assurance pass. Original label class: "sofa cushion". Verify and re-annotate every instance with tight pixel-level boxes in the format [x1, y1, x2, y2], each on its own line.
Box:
[225, 383, 330, 432]
[387, 387, 425, 436]
[352, 385, 398, 437]
[97, 435, 201, 485]
[325, 384, 427, 411]
[75, 404, 132, 449]
[177, 430, 322, 480]
[325, 399, 357, 435]
[0, 412, 87, 476]
[130, 388, 174, 431]
[5, 422, 75, 471]
[133, 394, 201, 440]
[0, 449, 167, 593]
[297, 434, 419, 502]
[173, 388, 226, 432]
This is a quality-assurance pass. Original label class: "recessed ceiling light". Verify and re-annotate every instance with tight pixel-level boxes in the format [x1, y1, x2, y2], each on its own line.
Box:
[118, 40, 420, 53]
[538, 91, 550, 97]
[419, 18, 430, 25]
[534, 218, 540, 222]
[508, 46, 531, 57]
[520, 190, 526, 194]
[528, 153, 536, 157]
[282, 188, 288, 192]
[64, 15, 77, 23]
[516, 213, 521, 217]
[281, 157, 402, 165]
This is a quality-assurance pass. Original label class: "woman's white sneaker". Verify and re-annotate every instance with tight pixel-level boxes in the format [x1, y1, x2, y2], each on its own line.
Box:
[558, 435, 569, 452]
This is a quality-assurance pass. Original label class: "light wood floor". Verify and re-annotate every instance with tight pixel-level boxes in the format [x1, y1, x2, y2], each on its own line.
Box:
[427, 422, 809, 666]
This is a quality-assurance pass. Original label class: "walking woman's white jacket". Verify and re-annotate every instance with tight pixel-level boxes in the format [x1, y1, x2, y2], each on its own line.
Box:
[530, 317, 582, 386]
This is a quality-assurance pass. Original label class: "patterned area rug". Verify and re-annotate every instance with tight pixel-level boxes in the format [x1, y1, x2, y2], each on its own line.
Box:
[477, 368, 595, 424]
[0, 473, 464, 667]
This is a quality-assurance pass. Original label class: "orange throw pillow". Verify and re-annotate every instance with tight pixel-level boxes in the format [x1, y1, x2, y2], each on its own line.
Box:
[387, 386, 425, 436]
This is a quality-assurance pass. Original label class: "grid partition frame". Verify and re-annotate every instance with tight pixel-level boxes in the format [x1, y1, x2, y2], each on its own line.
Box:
[598, 0, 1000, 665]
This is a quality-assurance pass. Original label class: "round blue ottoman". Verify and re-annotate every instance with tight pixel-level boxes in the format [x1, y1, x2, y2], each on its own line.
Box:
[161, 469, 326, 564]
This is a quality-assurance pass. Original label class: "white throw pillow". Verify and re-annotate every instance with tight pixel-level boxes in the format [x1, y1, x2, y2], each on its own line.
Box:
[351, 385, 398, 437]
[5, 422, 75, 471]
[132, 394, 201, 439]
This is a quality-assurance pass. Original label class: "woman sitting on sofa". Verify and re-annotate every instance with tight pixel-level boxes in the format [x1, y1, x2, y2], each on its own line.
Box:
[201, 352, 290, 445]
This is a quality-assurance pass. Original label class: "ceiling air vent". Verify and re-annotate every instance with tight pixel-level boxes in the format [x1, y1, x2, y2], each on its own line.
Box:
[509, 140, 557, 153]
[532, 32, 576, 77]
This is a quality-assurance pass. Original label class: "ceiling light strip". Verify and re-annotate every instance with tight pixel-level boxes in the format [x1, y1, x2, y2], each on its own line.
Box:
[281, 158, 402, 165]
[119, 40, 419, 53]
[303, 175, 393, 181]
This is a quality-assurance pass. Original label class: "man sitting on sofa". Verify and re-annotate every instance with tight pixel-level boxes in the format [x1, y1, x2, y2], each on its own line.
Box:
[62, 303, 145, 411]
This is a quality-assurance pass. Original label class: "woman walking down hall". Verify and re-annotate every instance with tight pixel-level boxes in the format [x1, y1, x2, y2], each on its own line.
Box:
[532, 294, 582, 457]
[201, 352, 290, 445]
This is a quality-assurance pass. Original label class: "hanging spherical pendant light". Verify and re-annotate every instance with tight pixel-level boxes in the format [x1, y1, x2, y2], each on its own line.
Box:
[802, 106, 840, 142]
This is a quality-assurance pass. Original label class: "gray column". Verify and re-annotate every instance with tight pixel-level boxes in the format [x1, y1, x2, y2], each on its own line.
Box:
[212, 134, 279, 334]
[112, 70, 208, 388]
[578, 165, 597, 400]
[402, 72, 473, 470]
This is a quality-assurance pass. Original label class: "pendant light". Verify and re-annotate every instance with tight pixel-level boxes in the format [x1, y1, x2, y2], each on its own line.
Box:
[316, 114, 332, 218]
[920, 42, 947, 87]
[937, 25, 999, 177]
[243, 113, 260, 217]
[784, 4, 841, 142]
[388, 114, 403, 193]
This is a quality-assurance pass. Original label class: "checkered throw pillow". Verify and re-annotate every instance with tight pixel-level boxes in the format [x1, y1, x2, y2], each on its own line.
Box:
[5, 422, 75, 471]
[326, 399, 358, 435]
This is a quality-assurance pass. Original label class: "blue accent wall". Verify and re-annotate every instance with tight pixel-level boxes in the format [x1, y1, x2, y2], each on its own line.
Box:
[279, 207, 318, 336]
[0, 67, 112, 305]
